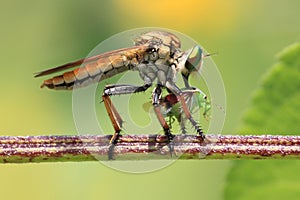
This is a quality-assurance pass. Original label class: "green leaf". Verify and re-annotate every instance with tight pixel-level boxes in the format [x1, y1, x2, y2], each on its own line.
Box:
[225, 42, 300, 200]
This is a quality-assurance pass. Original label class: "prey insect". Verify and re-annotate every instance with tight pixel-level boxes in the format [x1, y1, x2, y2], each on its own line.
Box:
[143, 87, 211, 135]
[35, 31, 210, 159]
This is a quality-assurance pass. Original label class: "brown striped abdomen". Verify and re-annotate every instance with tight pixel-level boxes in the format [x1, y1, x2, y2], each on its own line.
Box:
[41, 46, 146, 90]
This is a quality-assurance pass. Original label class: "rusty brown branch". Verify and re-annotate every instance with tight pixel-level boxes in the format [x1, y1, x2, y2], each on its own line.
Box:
[0, 134, 299, 163]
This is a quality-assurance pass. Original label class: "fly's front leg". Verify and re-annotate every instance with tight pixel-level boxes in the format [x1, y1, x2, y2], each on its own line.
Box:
[152, 84, 175, 156]
[179, 94, 204, 139]
[179, 115, 187, 135]
[102, 83, 152, 160]
[179, 89, 199, 135]
[166, 82, 205, 140]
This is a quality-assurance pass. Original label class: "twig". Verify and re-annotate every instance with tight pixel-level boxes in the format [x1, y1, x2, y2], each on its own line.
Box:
[0, 134, 299, 163]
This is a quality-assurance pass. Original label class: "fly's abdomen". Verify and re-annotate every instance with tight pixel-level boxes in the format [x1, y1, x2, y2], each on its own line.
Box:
[41, 46, 145, 90]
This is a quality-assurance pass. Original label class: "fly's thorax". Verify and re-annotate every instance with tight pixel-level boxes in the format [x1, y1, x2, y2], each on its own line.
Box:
[137, 59, 178, 86]
[143, 44, 172, 64]
[134, 31, 181, 49]
[157, 45, 170, 59]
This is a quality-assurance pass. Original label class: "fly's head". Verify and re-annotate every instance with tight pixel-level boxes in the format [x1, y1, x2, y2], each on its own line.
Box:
[176, 45, 205, 88]
[180, 45, 204, 76]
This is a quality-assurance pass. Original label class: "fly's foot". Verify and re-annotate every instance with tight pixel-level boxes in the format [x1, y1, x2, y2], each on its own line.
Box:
[197, 127, 205, 142]
[165, 129, 175, 141]
[164, 129, 176, 157]
[195, 126, 205, 141]
[108, 132, 121, 160]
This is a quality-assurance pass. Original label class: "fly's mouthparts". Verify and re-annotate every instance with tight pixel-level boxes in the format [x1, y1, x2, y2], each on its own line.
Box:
[204, 52, 218, 57]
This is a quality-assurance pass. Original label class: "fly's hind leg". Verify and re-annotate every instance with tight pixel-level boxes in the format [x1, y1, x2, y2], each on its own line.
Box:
[102, 94, 122, 160]
[102, 83, 152, 160]
[152, 84, 175, 156]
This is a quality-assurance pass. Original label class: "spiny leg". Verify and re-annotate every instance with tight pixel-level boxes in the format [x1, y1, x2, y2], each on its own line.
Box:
[172, 89, 199, 135]
[166, 82, 205, 140]
[179, 114, 187, 135]
[152, 84, 175, 156]
[179, 95, 204, 138]
[102, 83, 151, 160]
[179, 89, 196, 135]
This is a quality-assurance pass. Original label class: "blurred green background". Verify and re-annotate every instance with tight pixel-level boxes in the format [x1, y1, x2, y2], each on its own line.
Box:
[1, 0, 300, 200]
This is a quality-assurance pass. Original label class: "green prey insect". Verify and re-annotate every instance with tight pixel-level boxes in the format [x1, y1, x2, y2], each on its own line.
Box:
[144, 87, 211, 134]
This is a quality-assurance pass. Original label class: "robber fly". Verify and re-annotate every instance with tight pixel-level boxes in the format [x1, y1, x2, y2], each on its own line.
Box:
[35, 31, 210, 159]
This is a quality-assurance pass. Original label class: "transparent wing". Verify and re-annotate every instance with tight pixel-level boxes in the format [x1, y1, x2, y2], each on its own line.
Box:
[34, 46, 147, 77]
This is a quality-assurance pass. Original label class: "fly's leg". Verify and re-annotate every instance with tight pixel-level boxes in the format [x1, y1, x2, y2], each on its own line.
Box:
[102, 95, 123, 160]
[179, 94, 204, 139]
[166, 82, 205, 140]
[179, 115, 187, 135]
[102, 83, 152, 160]
[175, 89, 198, 135]
[179, 89, 195, 135]
[152, 84, 175, 156]
[104, 84, 151, 96]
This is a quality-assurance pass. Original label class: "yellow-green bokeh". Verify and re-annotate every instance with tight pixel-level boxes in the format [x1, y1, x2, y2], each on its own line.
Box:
[0, 0, 300, 200]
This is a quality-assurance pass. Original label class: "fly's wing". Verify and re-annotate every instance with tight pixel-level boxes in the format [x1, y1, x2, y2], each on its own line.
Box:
[34, 46, 147, 77]
[35, 45, 148, 90]
[34, 54, 103, 78]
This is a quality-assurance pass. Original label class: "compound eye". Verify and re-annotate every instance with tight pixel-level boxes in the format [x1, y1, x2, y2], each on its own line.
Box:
[185, 45, 203, 72]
